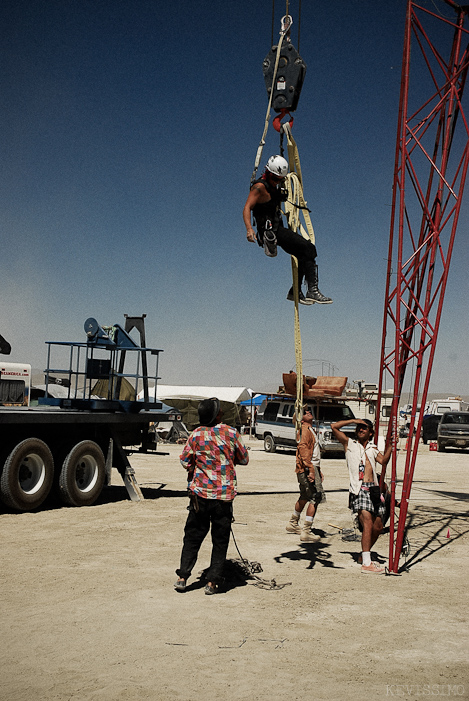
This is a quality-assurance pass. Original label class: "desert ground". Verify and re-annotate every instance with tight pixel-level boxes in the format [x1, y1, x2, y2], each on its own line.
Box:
[1, 435, 468, 700]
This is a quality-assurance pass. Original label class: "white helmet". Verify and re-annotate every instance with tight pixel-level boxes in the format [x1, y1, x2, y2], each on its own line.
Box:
[266, 155, 289, 177]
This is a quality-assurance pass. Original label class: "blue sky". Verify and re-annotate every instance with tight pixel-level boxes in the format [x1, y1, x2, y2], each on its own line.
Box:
[1, 0, 468, 395]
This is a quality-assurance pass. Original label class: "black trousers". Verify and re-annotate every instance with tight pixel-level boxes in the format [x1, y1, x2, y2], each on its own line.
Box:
[276, 226, 317, 261]
[176, 495, 233, 584]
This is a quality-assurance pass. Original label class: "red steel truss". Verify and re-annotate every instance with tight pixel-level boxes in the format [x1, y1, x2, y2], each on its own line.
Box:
[376, 0, 469, 573]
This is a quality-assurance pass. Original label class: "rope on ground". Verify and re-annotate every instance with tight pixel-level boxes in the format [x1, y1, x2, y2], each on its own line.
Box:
[230, 528, 292, 590]
[225, 558, 292, 590]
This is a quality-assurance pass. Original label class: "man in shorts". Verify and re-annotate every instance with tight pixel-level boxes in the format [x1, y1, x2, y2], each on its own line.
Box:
[286, 411, 325, 542]
[331, 418, 391, 574]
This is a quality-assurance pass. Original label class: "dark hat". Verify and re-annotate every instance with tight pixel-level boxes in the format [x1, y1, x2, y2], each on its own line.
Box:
[198, 397, 221, 427]
[356, 419, 374, 437]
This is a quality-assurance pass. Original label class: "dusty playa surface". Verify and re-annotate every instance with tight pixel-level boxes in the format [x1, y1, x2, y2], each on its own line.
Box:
[1, 437, 468, 700]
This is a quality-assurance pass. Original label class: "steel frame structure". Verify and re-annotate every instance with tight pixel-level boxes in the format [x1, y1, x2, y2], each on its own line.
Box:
[376, 1, 469, 573]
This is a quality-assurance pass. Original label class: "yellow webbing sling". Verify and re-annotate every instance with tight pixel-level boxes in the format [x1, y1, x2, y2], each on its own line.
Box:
[281, 123, 316, 434]
[250, 32, 316, 434]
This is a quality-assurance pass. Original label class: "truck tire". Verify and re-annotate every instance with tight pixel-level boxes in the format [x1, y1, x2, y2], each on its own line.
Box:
[0, 438, 54, 511]
[264, 434, 276, 453]
[58, 441, 105, 507]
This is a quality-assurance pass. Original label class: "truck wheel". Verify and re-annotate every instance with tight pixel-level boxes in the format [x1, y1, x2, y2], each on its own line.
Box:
[264, 434, 276, 453]
[0, 438, 54, 511]
[58, 441, 105, 507]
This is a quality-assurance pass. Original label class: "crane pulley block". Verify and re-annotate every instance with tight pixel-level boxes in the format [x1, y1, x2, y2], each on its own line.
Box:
[263, 42, 306, 112]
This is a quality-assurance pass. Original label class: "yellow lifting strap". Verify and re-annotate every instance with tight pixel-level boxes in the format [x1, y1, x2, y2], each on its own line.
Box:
[282, 122, 315, 246]
[290, 255, 303, 436]
[281, 123, 316, 435]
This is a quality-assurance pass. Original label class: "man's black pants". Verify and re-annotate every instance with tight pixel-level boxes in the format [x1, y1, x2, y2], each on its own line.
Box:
[276, 226, 317, 261]
[274, 226, 317, 281]
[176, 495, 233, 584]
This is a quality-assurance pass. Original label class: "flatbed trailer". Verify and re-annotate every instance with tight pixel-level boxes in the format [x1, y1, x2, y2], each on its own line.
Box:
[0, 404, 178, 511]
[0, 314, 180, 512]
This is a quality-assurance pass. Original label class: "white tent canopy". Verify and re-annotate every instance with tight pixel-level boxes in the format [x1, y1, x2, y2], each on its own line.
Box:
[138, 385, 252, 403]
[32, 384, 84, 399]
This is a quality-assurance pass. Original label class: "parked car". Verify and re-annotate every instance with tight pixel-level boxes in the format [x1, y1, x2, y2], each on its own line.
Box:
[421, 414, 442, 444]
[437, 412, 469, 452]
[254, 397, 356, 456]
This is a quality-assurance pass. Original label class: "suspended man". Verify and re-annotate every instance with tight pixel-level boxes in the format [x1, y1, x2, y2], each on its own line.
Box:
[243, 155, 332, 305]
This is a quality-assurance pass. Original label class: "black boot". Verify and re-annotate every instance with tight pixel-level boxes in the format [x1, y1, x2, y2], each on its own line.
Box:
[287, 267, 309, 304]
[287, 265, 309, 305]
[286, 286, 306, 304]
[304, 262, 333, 305]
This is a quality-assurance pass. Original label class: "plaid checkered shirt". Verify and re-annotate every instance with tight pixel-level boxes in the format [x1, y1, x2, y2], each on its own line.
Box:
[179, 423, 249, 500]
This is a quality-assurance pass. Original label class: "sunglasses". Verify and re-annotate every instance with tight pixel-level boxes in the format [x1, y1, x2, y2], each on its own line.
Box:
[357, 425, 369, 432]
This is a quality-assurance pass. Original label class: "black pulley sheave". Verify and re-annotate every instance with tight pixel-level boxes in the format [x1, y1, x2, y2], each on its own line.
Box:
[263, 41, 306, 112]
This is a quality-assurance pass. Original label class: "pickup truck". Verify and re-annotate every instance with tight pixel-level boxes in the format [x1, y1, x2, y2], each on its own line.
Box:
[437, 412, 469, 452]
[255, 396, 356, 455]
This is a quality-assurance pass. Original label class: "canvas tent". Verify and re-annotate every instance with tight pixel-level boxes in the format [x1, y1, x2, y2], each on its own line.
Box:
[138, 385, 252, 430]
[91, 376, 136, 401]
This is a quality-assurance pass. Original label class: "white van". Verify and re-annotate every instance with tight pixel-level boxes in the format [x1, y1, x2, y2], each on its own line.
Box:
[255, 396, 356, 455]
[0, 363, 31, 406]
[426, 397, 469, 415]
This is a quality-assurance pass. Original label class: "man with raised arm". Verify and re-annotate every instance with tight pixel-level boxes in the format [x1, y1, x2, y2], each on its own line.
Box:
[331, 419, 391, 574]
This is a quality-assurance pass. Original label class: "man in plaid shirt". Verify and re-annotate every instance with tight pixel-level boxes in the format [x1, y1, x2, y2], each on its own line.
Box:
[175, 397, 249, 595]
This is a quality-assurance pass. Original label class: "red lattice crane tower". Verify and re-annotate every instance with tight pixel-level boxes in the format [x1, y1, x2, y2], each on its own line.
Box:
[376, 0, 469, 573]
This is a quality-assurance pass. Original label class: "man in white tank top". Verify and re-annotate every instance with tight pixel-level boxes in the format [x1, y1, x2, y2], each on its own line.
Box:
[331, 419, 391, 574]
